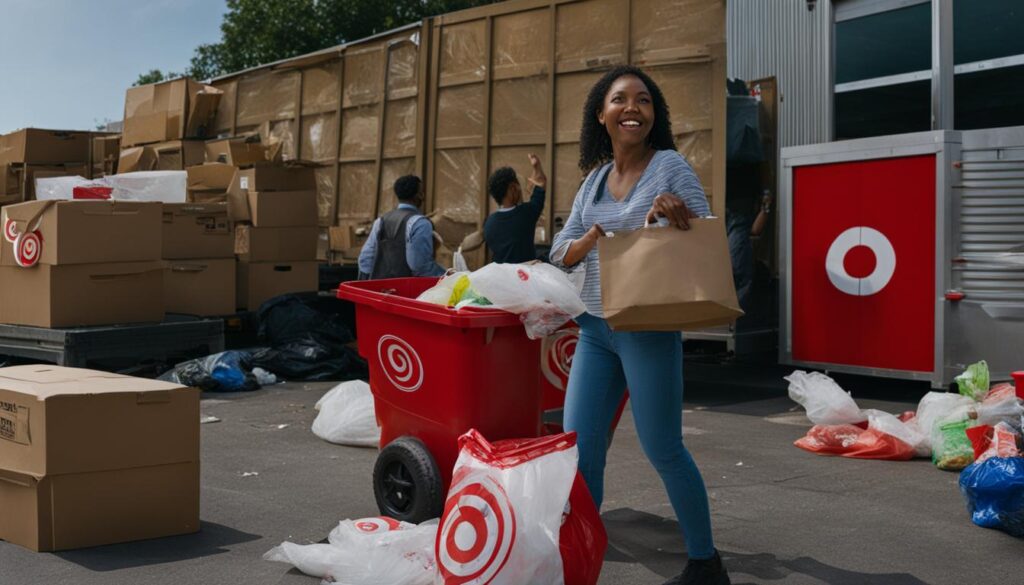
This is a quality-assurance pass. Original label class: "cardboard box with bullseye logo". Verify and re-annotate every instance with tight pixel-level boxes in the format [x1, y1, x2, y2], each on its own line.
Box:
[0, 200, 164, 327]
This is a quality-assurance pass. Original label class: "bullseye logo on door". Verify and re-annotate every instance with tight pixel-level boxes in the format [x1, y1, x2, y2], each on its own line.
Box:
[791, 155, 937, 373]
[376, 334, 424, 392]
[437, 473, 516, 585]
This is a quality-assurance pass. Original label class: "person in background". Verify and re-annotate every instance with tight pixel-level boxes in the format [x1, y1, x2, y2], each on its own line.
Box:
[483, 154, 547, 263]
[358, 175, 445, 279]
[550, 65, 731, 585]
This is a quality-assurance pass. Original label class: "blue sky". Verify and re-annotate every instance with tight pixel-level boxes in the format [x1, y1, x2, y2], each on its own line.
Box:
[0, 0, 227, 134]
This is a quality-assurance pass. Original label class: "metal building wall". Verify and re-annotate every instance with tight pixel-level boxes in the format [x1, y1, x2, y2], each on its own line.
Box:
[727, 0, 833, 147]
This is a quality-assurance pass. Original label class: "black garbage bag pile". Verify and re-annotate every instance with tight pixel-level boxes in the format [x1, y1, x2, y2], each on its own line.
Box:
[249, 293, 367, 382]
[159, 350, 266, 392]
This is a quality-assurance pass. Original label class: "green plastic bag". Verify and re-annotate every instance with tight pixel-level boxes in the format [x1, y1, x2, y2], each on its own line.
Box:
[932, 419, 975, 471]
[956, 360, 990, 401]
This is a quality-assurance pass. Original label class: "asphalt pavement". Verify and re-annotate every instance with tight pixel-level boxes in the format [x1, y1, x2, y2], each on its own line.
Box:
[1, 362, 1019, 585]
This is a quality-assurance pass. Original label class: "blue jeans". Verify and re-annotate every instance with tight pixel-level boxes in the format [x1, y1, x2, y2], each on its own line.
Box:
[564, 312, 716, 559]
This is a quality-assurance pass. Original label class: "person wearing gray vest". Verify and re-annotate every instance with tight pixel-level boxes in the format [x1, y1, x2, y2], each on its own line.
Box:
[357, 175, 445, 280]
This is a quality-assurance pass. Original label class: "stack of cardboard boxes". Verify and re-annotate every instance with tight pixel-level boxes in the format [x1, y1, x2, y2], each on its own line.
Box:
[228, 165, 319, 309]
[0, 365, 200, 552]
[0, 129, 92, 204]
[162, 201, 235, 316]
[119, 78, 222, 173]
[91, 134, 121, 177]
[0, 200, 164, 327]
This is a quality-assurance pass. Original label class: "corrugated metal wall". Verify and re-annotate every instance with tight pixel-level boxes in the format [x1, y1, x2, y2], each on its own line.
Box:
[727, 0, 833, 147]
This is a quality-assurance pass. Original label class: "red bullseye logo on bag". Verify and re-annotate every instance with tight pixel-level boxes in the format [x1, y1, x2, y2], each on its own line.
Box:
[354, 517, 402, 533]
[438, 474, 516, 585]
[3, 218, 19, 243]
[541, 328, 578, 391]
[376, 334, 424, 392]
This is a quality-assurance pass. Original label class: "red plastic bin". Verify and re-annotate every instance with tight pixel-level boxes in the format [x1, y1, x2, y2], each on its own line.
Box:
[338, 277, 545, 521]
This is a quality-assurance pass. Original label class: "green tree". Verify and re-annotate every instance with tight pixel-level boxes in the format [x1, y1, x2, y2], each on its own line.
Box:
[184, 0, 502, 81]
[133, 69, 183, 86]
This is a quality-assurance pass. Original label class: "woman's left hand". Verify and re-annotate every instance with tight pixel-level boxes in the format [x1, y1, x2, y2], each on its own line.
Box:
[646, 193, 696, 230]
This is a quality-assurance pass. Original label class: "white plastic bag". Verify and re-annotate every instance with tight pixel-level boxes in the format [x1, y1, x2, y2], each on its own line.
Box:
[34, 175, 92, 200]
[975, 387, 1024, 427]
[104, 171, 187, 202]
[468, 263, 586, 340]
[785, 371, 865, 425]
[264, 517, 438, 585]
[416, 272, 469, 306]
[453, 247, 469, 273]
[916, 391, 974, 435]
[863, 409, 930, 458]
[311, 380, 381, 448]
[437, 430, 577, 585]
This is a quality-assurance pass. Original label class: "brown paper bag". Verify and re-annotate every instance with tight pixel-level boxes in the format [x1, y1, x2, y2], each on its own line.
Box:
[598, 217, 743, 331]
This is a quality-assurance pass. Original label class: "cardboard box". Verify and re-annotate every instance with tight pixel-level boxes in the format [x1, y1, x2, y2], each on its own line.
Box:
[0, 261, 164, 327]
[162, 202, 233, 259]
[227, 190, 317, 227]
[0, 164, 90, 202]
[229, 165, 316, 194]
[0, 129, 91, 165]
[164, 258, 235, 316]
[118, 146, 157, 173]
[0, 201, 162, 266]
[236, 260, 318, 310]
[1, 164, 22, 204]
[205, 137, 281, 167]
[234, 225, 318, 262]
[0, 365, 198, 552]
[186, 163, 236, 203]
[152, 140, 206, 171]
[91, 135, 121, 177]
[329, 223, 371, 261]
[122, 78, 222, 147]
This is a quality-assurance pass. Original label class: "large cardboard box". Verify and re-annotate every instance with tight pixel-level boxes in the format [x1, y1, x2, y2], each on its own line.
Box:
[0, 201, 162, 266]
[162, 203, 232, 259]
[227, 189, 317, 227]
[122, 78, 222, 147]
[91, 135, 121, 177]
[236, 260, 318, 310]
[152, 140, 206, 171]
[0, 365, 199, 552]
[0, 262, 164, 327]
[164, 258, 235, 316]
[229, 166, 316, 194]
[118, 146, 157, 173]
[0, 129, 91, 166]
[186, 163, 235, 202]
[205, 137, 281, 167]
[234, 225, 318, 262]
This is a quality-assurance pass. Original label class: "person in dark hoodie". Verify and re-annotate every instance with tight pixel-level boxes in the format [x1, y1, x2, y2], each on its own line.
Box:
[483, 153, 547, 263]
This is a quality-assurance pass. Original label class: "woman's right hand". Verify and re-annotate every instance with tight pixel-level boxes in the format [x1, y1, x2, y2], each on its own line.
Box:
[563, 223, 606, 266]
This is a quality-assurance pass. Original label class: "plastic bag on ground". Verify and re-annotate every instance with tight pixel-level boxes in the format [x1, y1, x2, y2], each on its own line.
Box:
[264, 517, 438, 584]
[975, 385, 1024, 427]
[785, 371, 865, 425]
[437, 429, 604, 585]
[916, 392, 974, 439]
[160, 350, 260, 392]
[864, 409, 930, 458]
[468, 263, 586, 340]
[956, 360, 991, 401]
[311, 380, 381, 448]
[932, 419, 976, 471]
[794, 423, 916, 461]
[968, 422, 1022, 463]
[559, 473, 608, 585]
[959, 457, 1024, 537]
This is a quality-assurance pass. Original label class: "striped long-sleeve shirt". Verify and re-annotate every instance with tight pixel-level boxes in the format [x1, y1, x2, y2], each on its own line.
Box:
[550, 149, 711, 317]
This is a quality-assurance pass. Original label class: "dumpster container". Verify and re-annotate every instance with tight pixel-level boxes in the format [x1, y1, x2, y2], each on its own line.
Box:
[338, 277, 544, 522]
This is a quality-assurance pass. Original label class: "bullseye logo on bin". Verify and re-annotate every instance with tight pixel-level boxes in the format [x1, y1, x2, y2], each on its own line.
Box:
[541, 328, 578, 391]
[377, 335, 424, 392]
[825, 226, 896, 297]
[438, 474, 516, 585]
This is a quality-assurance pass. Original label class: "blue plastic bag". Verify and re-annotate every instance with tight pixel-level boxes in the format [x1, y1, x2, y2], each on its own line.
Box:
[959, 457, 1024, 537]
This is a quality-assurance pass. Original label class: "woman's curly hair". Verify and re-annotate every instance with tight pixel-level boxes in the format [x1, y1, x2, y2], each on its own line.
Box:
[578, 65, 676, 173]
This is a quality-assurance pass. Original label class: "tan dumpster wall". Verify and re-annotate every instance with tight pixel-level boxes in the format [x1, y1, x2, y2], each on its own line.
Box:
[210, 0, 725, 266]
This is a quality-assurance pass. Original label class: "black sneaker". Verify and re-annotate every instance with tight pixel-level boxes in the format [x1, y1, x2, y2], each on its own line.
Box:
[661, 551, 731, 585]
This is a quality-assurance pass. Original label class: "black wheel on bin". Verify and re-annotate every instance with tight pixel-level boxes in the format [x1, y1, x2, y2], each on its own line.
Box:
[373, 436, 444, 523]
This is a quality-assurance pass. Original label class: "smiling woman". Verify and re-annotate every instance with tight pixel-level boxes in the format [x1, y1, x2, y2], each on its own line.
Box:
[549, 66, 731, 585]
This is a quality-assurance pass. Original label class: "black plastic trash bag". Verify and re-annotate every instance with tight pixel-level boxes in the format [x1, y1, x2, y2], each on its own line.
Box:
[252, 293, 366, 381]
